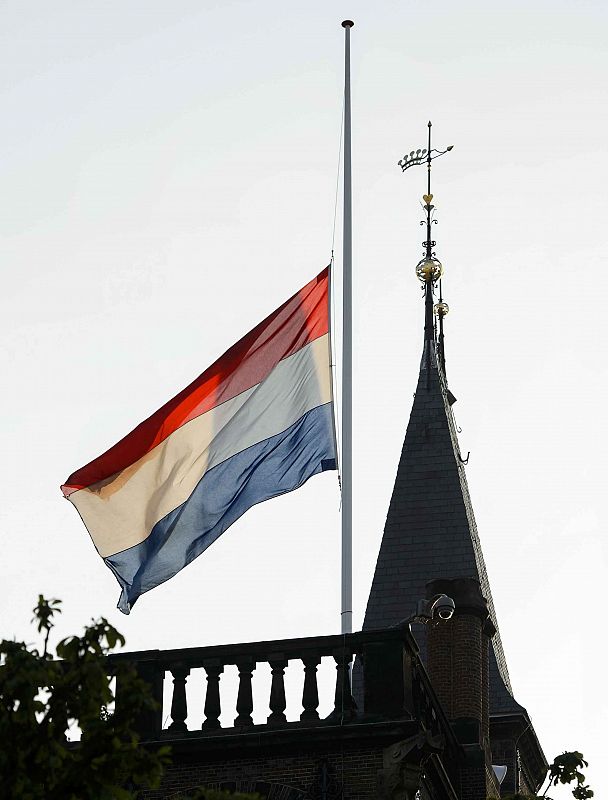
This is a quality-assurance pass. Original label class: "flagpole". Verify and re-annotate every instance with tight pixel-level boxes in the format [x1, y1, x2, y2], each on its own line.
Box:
[341, 19, 354, 635]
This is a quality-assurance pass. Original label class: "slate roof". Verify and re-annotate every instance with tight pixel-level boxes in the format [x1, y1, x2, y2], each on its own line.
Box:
[361, 335, 523, 715]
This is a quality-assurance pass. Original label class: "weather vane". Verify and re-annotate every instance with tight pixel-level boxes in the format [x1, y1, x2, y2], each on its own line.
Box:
[398, 120, 453, 275]
[399, 121, 454, 379]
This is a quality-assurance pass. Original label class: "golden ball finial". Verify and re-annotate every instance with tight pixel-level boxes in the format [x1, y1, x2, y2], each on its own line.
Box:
[434, 301, 449, 318]
[415, 257, 443, 283]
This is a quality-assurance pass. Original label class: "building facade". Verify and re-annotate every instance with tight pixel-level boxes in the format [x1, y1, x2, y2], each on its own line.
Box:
[116, 158, 547, 800]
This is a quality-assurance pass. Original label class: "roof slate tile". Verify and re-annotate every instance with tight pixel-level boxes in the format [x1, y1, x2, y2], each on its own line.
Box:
[361, 344, 522, 716]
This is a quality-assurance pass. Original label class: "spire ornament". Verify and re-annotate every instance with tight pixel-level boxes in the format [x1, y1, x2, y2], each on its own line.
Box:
[399, 121, 454, 377]
[399, 121, 453, 277]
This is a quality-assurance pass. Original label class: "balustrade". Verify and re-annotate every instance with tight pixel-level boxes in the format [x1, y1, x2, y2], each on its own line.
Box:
[108, 625, 451, 745]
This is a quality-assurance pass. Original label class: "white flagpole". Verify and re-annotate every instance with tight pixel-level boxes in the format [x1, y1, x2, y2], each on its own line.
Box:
[341, 19, 354, 635]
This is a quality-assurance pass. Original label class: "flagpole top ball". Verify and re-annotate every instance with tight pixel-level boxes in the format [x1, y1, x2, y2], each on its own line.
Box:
[416, 257, 443, 283]
[342, 20, 354, 27]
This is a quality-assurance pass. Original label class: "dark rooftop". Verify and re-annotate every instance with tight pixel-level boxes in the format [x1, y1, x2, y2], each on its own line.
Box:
[361, 336, 522, 716]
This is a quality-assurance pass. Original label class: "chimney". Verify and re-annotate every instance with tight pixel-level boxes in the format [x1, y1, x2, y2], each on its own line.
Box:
[425, 577, 497, 800]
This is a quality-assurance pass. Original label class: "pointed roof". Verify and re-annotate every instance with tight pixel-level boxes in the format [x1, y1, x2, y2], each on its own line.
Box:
[362, 325, 522, 715]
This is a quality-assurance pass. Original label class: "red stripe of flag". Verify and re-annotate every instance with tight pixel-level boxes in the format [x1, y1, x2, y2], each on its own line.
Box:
[62, 267, 330, 496]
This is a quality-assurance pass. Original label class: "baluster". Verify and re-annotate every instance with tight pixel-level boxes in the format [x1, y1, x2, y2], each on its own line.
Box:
[202, 659, 223, 731]
[267, 655, 287, 725]
[168, 664, 190, 733]
[331, 648, 356, 721]
[234, 658, 255, 728]
[300, 655, 321, 722]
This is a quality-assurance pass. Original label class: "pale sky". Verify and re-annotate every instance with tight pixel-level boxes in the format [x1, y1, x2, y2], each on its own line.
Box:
[2, 2, 607, 797]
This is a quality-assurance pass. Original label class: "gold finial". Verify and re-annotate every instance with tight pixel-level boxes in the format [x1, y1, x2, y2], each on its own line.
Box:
[416, 257, 443, 283]
[434, 301, 449, 318]
[423, 194, 433, 205]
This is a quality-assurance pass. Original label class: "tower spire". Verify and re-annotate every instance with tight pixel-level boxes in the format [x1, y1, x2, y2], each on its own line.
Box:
[356, 125, 546, 791]
[361, 122, 520, 717]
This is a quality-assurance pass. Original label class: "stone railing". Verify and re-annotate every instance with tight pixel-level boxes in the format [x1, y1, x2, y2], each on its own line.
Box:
[108, 625, 451, 743]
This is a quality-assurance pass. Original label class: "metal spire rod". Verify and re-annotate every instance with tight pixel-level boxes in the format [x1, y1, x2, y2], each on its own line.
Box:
[425, 122, 433, 260]
[423, 124, 434, 362]
[398, 123, 453, 380]
[341, 19, 354, 635]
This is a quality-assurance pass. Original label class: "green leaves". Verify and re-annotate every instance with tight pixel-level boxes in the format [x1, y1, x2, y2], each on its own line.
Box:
[549, 751, 588, 787]
[56, 617, 126, 660]
[499, 750, 594, 800]
[32, 595, 62, 635]
[572, 787, 594, 800]
[1, 596, 170, 799]
[546, 752, 593, 799]
[31, 595, 62, 657]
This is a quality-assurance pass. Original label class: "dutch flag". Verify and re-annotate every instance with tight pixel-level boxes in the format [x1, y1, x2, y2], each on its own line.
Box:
[61, 268, 337, 613]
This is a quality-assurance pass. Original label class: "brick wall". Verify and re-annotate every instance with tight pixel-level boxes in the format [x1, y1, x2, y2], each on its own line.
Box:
[426, 576, 495, 743]
[427, 613, 485, 727]
[140, 744, 384, 800]
[424, 578, 497, 800]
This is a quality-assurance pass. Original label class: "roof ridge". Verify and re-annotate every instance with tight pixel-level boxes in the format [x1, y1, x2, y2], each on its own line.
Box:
[435, 344, 514, 696]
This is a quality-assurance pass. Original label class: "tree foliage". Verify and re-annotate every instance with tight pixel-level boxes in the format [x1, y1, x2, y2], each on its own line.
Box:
[500, 750, 593, 800]
[544, 752, 593, 800]
[0, 596, 170, 799]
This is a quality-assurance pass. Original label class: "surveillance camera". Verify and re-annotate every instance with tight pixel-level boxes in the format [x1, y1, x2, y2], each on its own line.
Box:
[433, 594, 455, 621]
[409, 594, 456, 625]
